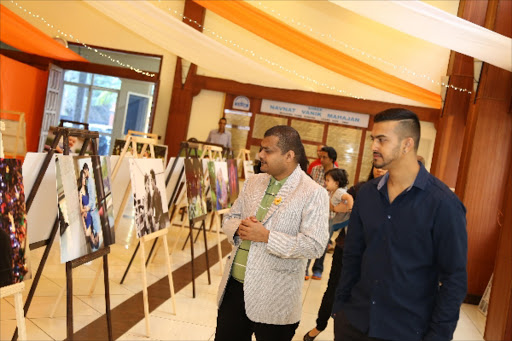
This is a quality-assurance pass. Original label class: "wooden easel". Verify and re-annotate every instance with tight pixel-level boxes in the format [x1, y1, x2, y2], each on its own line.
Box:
[100, 131, 176, 337]
[236, 149, 252, 179]
[0, 111, 27, 159]
[1, 282, 27, 340]
[11, 126, 113, 341]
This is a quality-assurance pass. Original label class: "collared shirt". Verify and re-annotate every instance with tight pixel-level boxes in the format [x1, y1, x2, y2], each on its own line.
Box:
[206, 129, 232, 149]
[311, 164, 336, 187]
[307, 158, 339, 174]
[333, 164, 467, 341]
[231, 176, 288, 283]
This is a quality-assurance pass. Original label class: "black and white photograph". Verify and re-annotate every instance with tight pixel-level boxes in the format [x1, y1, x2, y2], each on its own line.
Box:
[129, 158, 169, 238]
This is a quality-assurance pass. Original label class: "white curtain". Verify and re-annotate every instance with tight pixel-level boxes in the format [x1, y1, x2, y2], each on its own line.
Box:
[330, 0, 512, 72]
[84, 1, 310, 91]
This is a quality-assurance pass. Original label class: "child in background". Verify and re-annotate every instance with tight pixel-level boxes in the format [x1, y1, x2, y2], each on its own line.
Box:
[325, 168, 353, 234]
[306, 168, 353, 281]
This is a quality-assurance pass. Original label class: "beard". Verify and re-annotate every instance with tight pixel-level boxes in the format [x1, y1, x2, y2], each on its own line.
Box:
[373, 145, 401, 169]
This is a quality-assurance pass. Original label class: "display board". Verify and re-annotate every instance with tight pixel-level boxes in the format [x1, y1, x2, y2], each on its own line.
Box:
[23, 153, 58, 244]
[227, 159, 239, 204]
[129, 158, 169, 238]
[0, 159, 31, 287]
[55, 155, 115, 263]
[184, 158, 208, 220]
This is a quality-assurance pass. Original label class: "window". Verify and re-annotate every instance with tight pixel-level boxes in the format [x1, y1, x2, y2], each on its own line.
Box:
[60, 71, 120, 154]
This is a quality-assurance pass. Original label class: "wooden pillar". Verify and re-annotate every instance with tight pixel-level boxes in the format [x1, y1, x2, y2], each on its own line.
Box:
[455, 0, 512, 297]
[430, 0, 488, 187]
[164, 0, 205, 157]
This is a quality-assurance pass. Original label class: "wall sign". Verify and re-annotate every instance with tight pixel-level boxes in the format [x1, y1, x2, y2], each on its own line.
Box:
[260, 99, 369, 128]
[233, 96, 250, 111]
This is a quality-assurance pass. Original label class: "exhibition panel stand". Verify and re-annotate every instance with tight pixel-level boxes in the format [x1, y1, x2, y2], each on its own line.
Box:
[12, 126, 113, 341]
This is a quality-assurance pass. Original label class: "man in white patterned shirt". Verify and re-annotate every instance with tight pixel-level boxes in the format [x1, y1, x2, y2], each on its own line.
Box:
[214, 126, 329, 341]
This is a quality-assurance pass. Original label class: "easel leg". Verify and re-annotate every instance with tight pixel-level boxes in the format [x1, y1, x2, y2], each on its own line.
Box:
[145, 238, 159, 266]
[89, 260, 103, 296]
[103, 254, 113, 341]
[49, 287, 65, 318]
[215, 213, 224, 275]
[189, 220, 196, 298]
[140, 241, 151, 336]
[12, 217, 59, 341]
[162, 235, 177, 315]
[201, 221, 211, 285]
[120, 243, 140, 284]
[66, 262, 73, 340]
[13, 288, 26, 341]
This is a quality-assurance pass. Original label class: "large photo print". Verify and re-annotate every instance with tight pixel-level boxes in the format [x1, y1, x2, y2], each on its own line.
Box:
[129, 159, 169, 238]
[0, 159, 31, 287]
[56, 156, 115, 263]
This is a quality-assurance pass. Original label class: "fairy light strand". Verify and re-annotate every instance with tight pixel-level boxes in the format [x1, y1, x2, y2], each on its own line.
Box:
[254, 2, 471, 94]
[10, 1, 155, 77]
[164, 8, 366, 100]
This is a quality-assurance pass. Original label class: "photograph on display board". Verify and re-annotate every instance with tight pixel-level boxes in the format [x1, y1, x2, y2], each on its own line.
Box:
[56, 155, 115, 263]
[184, 158, 207, 220]
[129, 158, 169, 238]
[112, 139, 168, 163]
[44, 126, 91, 154]
[213, 161, 229, 210]
[0, 159, 31, 287]
[227, 159, 239, 204]
[207, 161, 217, 212]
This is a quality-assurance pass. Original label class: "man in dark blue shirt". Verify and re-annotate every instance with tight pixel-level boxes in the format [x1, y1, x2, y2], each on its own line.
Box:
[332, 108, 467, 341]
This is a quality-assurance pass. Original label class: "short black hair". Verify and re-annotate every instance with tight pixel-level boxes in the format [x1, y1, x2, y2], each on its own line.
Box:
[264, 125, 308, 172]
[321, 146, 337, 162]
[219, 117, 227, 123]
[83, 163, 89, 170]
[325, 168, 349, 188]
[374, 108, 420, 151]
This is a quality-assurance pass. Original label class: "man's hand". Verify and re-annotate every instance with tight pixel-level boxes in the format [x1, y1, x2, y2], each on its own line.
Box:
[238, 216, 270, 243]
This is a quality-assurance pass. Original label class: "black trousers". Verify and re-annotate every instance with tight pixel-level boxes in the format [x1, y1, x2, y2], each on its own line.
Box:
[315, 244, 344, 331]
[334, 311, 387, 341]
[215, 277, 299, 341]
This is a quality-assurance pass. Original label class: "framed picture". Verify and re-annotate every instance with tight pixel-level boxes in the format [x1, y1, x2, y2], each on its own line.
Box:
[211, 161, 229, 210]
[56, 155, 115, 263]
[184, 158, 208, 220]
[0, 159, 31, 287]
[129, 158, 169, 238]
[227, 159, 239, 204]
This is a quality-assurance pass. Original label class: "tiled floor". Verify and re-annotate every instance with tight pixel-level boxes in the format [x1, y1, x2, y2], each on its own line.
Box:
[1, 219, 486, 341]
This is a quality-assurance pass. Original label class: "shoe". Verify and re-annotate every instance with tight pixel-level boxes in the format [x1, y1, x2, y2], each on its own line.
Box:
[312, 271, 322, 280]
[303, 329, 321, 341]
[305, 275, 310, 280]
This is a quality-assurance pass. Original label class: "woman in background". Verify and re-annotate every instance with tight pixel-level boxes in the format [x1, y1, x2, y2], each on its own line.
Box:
[78, 169, 99, 250]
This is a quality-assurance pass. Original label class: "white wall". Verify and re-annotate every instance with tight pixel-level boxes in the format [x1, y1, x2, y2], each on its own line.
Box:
[187, 90, 225, 141]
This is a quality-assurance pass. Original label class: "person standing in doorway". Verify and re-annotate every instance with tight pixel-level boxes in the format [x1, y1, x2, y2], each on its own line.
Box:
[206, 117, 232, 149]
[333, 108, 467, 341]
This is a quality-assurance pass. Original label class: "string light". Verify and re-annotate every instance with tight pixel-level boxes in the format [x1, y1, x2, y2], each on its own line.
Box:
[253, 2, 472, 94]
[163, 7, 366, 101]
[9, 1, 156, 77]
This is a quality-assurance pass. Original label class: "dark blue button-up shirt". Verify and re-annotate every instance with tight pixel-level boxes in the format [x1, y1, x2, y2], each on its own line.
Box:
[333, 164, 467, 341]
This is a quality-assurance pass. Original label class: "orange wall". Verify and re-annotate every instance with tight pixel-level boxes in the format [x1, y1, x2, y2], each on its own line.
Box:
[0, 55, 48, 153]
